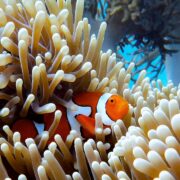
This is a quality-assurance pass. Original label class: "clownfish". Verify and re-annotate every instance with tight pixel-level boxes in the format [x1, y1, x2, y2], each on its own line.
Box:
[12, 92, 129, 142]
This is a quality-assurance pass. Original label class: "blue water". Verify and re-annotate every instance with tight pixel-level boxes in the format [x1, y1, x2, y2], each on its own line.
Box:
[118, 44, 167, 86]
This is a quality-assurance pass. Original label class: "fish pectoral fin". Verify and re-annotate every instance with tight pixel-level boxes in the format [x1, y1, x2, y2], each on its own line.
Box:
[76, 114, 95, 136]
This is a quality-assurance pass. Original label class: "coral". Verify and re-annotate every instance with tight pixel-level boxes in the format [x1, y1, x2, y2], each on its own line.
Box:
[0, 0, 180, 180]
[106, 0, 140, 22]
[96, 0, 180, 80]
[98, 0, 180, 54]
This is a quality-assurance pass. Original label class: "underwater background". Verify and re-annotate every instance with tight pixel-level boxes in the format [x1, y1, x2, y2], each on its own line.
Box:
[0, 0, 180, 179]
[87, 0, 180, 87]
[119, 45, 167, 86]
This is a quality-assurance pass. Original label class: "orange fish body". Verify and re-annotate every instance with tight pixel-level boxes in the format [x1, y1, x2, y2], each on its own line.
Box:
[12, 92, 129, 142]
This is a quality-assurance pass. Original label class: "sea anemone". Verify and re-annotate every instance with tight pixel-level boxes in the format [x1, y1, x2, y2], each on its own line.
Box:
[113, 97, 180, 179]
[0, 0, 180, 179]
[0, 0, 111, 122]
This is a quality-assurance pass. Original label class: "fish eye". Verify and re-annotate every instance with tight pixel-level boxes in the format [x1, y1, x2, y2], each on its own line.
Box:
[109, 98, 115, 104]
